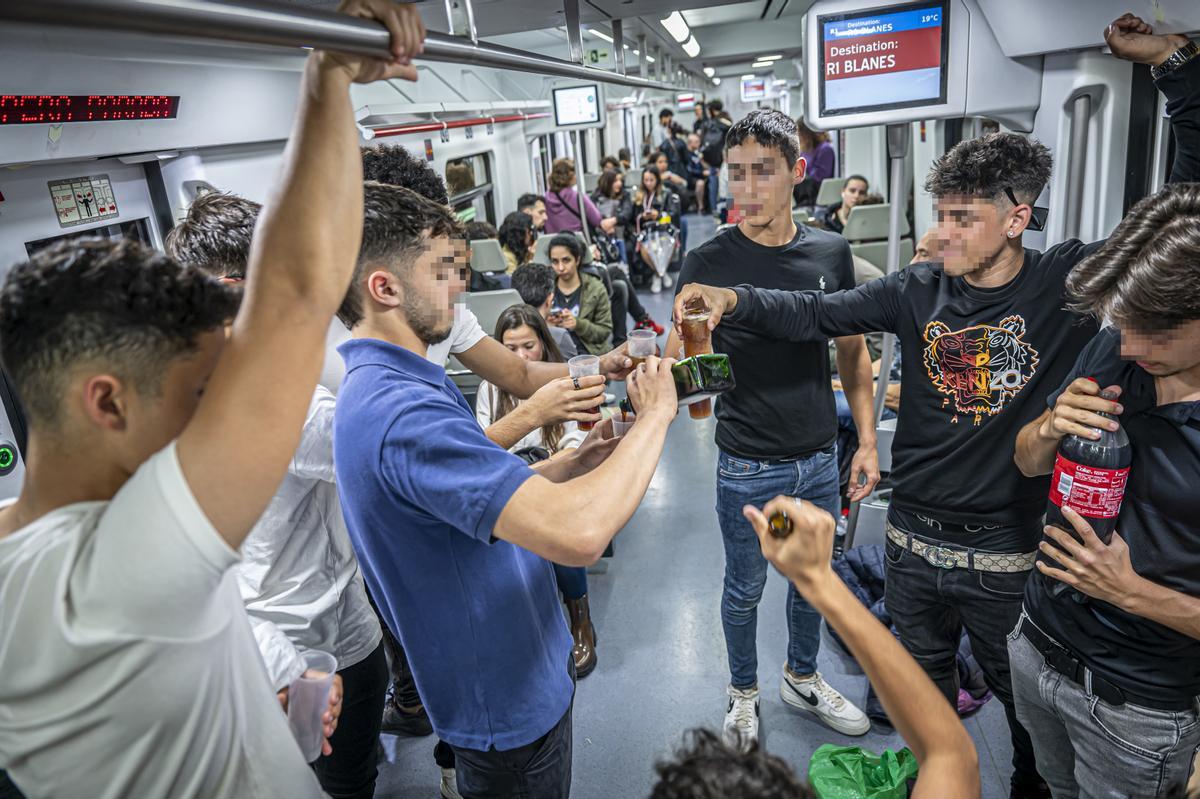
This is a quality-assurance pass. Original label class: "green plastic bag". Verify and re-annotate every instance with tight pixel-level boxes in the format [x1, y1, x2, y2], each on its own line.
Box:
[807, 744, 919, 799]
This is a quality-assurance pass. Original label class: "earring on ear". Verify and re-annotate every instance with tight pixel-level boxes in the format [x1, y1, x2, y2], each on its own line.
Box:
[1008, 231, 1015, 238]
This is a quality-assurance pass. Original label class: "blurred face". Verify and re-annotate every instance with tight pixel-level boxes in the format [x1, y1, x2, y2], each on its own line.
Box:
[524, 200, 547, 230]
[642, 170, 657, 193]
[1118, 319, 1200, 376]
[933, 194, 1011, 277]
[911, 229, 937, 264]
[660, 114, 672, 128]
[502, 324, 546, 363]
[549, 245, 579, 281]
[842, 179, 868, 209]
[654, 153, 669, 173]
[612, 175, 624, 196]
[687, 133, 700, 151]
[727, 136, 803, 227]
[398, 234, 467, 345]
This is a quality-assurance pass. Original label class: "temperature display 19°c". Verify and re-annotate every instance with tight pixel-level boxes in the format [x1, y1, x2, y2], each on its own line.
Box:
[0, 95, 180, 126]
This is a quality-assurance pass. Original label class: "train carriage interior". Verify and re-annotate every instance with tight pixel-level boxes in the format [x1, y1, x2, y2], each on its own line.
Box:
[2, 1, 1200, 798]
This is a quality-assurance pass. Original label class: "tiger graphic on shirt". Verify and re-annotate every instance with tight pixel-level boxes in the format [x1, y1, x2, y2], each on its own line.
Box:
[923, 315, 1040, 423]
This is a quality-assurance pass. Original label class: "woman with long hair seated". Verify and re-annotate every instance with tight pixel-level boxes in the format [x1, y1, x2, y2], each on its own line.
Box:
[474, 305, 600, 677]
[545, 233, 613, 355]
[633, 166, 681, 294]
[498, 211, 536, 274]
[591, 170, 664, 335]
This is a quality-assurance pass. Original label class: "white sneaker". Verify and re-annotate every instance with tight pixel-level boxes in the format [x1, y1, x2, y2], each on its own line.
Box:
[651, 276, 662, 294]
[780, 669, 870, 736]
[723, 685, 760, 751]
[662, 272, 674, 288]
[603, 392, 616, 405]
[440, 767, 462, 799]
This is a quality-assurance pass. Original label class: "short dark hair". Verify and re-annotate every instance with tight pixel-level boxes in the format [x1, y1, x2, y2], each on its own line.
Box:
[706, 99, 724, 113]
[165, 192, 261, 279]
[660, 108, 674, 119]
[618, 147, 631, 163]
[1067, 183, 1200, 331]
[337, 182, 461, 329]
[547, 233, 583, 263]
[464, 220, 497, 241]
[725, 109, 802, 169]
[650, 729, 814, 799]
[924, 132, 1052, 204]
[517, 193, 544, 212]
[600, 155, 621, 171]
[361, 144, 449, 205]
[0, 238, 239, 426]
[845, 174, 869, 190]
[511, 262, 556, 308]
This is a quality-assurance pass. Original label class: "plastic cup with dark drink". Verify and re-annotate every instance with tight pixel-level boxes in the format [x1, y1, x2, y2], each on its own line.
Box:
[680, 309, 714, 419]
[627, 329, 656, 369]
[568, 354, 601, 431]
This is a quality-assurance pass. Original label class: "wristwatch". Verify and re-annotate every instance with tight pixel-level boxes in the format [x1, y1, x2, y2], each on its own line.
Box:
[1151, 39, 1199, 81]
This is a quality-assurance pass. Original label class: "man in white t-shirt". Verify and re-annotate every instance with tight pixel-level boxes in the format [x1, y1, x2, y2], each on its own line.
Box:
[0, 3, 425, 797]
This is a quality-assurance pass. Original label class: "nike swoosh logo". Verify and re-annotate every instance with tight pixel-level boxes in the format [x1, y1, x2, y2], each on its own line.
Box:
[787, 681, 820, 707]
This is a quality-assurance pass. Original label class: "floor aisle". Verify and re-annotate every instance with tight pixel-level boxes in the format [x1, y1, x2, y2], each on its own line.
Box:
[376, 214, 1011, 798]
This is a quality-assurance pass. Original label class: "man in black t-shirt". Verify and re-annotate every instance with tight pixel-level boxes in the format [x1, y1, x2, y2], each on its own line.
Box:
[666, 110, 880, 749]
[673, 16, 1200, 797]
[1011, 180, 1200, 795]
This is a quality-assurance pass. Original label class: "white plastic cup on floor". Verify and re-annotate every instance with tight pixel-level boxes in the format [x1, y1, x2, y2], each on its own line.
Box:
[612, 412, 636, 437]
[287, 649, 337, 763]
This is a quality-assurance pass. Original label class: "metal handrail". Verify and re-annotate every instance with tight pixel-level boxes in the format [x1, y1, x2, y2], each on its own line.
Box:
[0, 0, 690, 92]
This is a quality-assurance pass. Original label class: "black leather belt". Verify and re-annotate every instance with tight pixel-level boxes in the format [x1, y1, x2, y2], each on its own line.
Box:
[1018, 616, 1195, 712]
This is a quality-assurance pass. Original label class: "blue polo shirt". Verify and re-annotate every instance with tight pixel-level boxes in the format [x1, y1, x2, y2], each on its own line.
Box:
[333, 337, 573, 751]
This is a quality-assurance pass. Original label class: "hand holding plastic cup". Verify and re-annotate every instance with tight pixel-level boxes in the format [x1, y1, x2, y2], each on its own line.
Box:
[627, 329, 656, 369]
[568, 354, 602, 431]
[287, 649, 337, 763]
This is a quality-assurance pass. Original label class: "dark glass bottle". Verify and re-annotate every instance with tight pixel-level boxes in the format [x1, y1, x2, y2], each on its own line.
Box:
[670, 353, 735, 409]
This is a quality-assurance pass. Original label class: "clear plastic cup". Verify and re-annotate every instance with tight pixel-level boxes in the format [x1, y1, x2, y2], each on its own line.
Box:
[627, 329, 656, 369]
[612, 412, 636, 437]
[568, 354, 601, 431]
[287, 649, 337, 763]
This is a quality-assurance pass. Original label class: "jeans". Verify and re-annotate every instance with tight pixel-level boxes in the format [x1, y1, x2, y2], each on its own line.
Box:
[716, 446, 840, 688]
[553, 563, 588, 601]
[1009, 616, 1200, 798]
[314, 642, 390, 799]
[706, 173, 720, 215]
[884, 536, 1043, 794]
[833, 390, 895, 433]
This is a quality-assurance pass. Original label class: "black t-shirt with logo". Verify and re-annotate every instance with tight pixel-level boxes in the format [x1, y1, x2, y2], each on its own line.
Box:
[1026, 327, 1200, 701]
[677, 224, 856, 460]
[724, 245, 1102, 552]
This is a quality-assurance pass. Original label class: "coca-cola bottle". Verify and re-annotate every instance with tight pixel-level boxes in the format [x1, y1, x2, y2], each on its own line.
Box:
[1043, 385, 1131, 599]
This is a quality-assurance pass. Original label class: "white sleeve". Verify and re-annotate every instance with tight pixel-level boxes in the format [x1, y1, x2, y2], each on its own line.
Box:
[558, 421, 586, 451]
[247, 614, 307, 691]
[78, 442, 239, 638]
[290, 387, 336, 483]
[448, 304, 489, 355]
[475, 380, 498, 429]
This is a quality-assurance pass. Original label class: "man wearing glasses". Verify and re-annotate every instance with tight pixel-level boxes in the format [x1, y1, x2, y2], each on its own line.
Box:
[673, 17, 1199, 796]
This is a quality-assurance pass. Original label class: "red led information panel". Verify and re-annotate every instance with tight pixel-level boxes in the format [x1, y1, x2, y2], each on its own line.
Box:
[0, 95, 180, 126]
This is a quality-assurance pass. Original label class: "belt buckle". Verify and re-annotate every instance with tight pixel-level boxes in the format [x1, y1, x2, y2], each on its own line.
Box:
[924, 545, 958, 570]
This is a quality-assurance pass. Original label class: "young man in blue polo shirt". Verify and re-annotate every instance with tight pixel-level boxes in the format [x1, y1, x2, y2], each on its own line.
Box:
[332, 182, 679, 798]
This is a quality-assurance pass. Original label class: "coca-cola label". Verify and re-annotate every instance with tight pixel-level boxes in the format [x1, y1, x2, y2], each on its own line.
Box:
[1048, 454, 1129, 518]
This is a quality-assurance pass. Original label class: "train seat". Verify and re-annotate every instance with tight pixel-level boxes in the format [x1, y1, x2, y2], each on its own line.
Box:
[815, 176, 849, 207]
[469, 239, 507, 274]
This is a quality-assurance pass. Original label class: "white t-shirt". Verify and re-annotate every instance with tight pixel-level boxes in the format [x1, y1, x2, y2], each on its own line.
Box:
[0, 444, 323, 799]
[236, 386, 382, 690]
[475, 379, 586, 454]
[320, 303, 488, 391]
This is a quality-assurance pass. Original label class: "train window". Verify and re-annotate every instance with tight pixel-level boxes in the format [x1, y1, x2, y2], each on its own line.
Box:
[444, 153, 495, 225]
[24, 217, 153, 257]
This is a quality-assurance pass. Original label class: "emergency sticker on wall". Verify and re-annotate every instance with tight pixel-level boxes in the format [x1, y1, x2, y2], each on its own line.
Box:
[48, 174, 119, 228]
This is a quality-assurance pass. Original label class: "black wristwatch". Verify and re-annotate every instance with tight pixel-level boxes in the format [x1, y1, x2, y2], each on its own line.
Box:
[1151, 39, 1199, 81]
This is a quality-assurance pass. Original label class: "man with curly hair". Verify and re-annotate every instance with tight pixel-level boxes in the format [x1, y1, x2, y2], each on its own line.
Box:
[673, 15, 1199, 797]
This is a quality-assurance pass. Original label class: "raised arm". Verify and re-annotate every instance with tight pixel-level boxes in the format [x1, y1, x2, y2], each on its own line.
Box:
[178, 1, 424, 548]
[747, 499, 980, 798]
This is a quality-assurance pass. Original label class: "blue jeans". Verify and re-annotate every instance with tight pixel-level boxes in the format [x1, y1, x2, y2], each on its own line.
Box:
[706, 173, 720, 214]
[716, 447, 840, 689]
[833, 390, 894, 433]
[553, 564, 587, 601]
[1009, 615, 1200, 798]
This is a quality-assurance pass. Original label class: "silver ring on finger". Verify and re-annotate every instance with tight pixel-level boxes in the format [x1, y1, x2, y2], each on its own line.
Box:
[572, 377, 581, 390]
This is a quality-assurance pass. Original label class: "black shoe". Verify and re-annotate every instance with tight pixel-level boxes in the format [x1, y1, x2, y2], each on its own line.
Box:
[381, 698, 433, 737]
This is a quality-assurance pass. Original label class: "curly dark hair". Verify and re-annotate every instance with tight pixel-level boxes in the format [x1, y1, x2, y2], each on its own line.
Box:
[361, 144, 449, 205]
[726, 109, 802, 169]
[1066, 183, 1200, 331]
[510, 261, 555, 307]
[337, 182, 462, 329]
[650, 729, 814, 799]
[498, 212, 534, 263]
[165, 191, 261, 278]
[547, 232, 583, 264]
[924, 132, 1052, 204]
[464, 220, 497, 241]
[0, 238, 239, 426]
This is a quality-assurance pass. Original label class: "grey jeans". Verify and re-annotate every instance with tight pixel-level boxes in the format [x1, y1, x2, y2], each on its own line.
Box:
[1008, 614, 1200, 798]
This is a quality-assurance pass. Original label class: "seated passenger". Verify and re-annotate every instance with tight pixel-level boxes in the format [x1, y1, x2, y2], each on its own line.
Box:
[547, 233, 613, 356]
[463, 220, 496, 241]
[685, 133, 710, 214]
[498, 211, 536, 274]
[543, 157, 617, 237]
[819, 174, 869, 234]
[517, 192, 548, 234]
[633, 166, 682, 294]
[0, 6, 425, 792]
[475, 305, 600, 677]
[600, 154, 622, 173]
[652, 150, 691, 253]
[166, 192, 387, 799]
[651, 499, 980, 798]
[512, 262, 578, 359]
[331, 180, 679, 797]
[618, 147, 633, 172]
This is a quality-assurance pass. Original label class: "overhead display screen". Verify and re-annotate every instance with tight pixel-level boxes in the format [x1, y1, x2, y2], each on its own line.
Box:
[741, 78, 767, 102]
[0, 95, 180, 126]
[818, 1, 948, 116]
[552, 84, 601, 128]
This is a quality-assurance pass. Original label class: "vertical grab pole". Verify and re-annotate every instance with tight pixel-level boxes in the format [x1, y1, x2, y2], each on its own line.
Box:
[1064, 93, 1091, 241]
[573, 129, 592, 245]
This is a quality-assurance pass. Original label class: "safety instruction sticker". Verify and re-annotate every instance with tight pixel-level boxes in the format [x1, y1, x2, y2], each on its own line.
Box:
[48, 174, 118, 228]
